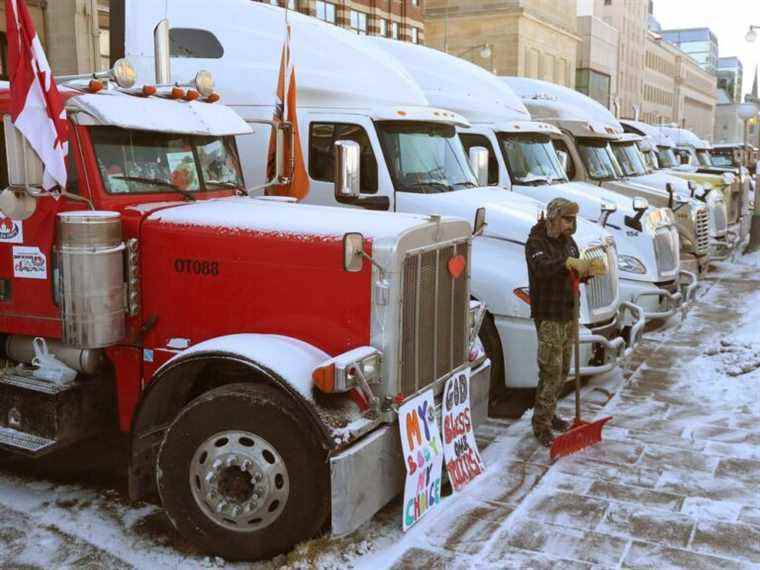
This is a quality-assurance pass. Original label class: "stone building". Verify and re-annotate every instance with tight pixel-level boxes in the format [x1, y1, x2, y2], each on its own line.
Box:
[580, 0, 649, 120]
[643, 31, 717, 141]
[575, 14, 618, 108]
[424, 0, 580, 86]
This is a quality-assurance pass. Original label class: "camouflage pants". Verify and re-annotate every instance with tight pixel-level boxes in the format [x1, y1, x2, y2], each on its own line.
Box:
[532, 320, 575, 435]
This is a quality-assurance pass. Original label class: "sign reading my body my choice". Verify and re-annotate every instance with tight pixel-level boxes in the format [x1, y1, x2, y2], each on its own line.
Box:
[398, 390, 443, 531]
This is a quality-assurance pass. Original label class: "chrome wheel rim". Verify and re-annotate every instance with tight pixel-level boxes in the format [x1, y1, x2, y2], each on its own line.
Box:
[189, 430, 290, 532]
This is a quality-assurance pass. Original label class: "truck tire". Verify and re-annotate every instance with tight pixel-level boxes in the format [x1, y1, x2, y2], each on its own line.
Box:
[479, 313, 508, 413]
[156, 382, 329, 561]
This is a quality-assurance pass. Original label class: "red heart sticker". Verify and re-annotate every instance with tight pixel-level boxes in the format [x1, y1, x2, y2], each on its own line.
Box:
[448, 255, 466, 279]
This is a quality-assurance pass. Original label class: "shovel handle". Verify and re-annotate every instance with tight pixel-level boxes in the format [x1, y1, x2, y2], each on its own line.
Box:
[572, 274, 582, 423]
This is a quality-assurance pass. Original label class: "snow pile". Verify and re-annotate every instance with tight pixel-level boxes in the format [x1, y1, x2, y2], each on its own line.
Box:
[704, 338, 760, 377]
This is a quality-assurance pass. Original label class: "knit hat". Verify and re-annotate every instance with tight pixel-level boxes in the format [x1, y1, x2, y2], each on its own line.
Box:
[545, 197, 579, 220]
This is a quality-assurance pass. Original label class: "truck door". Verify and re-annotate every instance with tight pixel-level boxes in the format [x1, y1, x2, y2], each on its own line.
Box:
[303, 115, 392, 210]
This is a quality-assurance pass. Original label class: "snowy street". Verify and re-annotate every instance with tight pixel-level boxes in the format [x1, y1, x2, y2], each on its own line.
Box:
[1, 253, 759, 569]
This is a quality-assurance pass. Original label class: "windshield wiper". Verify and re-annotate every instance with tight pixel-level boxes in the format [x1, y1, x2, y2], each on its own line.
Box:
[112, 176, 197, 201]
[401, 181, 453, 193]
[516, 173, 551, 185]
[205, 180, 240, 189]
[453, 181, 477, 188]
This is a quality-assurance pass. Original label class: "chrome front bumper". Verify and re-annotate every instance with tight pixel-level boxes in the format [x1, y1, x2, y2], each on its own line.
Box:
[328, 358, 491, 537]
[574, 301, 645, 377]
[632, 269, 697, 320]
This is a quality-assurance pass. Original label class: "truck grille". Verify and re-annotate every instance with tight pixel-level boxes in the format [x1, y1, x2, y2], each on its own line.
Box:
[654, 227, 678, 275]
[582, 245, 618, 313]
[711, 201, 728, 237]
[694, 206, 710, 255]
[399, 241, 469, 397]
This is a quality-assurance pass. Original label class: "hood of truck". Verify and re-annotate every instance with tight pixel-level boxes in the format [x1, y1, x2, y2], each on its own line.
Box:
[398, 187, 609, 248]
[514, 180, 639, 218]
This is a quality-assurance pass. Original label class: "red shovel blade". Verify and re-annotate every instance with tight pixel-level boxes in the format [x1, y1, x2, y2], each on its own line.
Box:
[550, 416, 612, 461]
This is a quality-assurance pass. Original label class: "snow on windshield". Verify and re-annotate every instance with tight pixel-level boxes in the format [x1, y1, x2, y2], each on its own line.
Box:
[611, 142, 647, 177]
[499, 134, 567, 185]
[578, 141, 621, 180]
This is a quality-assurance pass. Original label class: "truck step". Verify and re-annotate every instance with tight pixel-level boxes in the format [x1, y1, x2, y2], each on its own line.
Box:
[0, 425, 55, 456]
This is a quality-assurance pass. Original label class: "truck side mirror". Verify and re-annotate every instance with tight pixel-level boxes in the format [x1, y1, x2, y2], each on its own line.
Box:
[468, 146, 489, 187]
[4, 115, 44, 190]
[624, 197, 649, 232]
[599, 200, 617, 227]
[334, 140, 361, 202]
[556, 150, 569, 174]
[343, 232, 365, 272]
[665, 182, 674, 209]
[473, 207, 487, 236]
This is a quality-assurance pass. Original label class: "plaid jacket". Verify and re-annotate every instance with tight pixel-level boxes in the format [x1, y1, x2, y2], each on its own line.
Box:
[525, 220, 580, 322]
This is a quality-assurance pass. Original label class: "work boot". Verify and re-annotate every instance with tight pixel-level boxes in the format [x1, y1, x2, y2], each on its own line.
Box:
[534, 429, 554, 448]
[551, 415, 571, 432]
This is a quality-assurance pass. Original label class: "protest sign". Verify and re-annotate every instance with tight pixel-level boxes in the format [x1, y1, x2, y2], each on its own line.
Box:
[398, 389, 443, 531]
[442, 369, 485, 492]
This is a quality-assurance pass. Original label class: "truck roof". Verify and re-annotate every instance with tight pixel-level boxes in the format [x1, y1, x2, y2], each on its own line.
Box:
[364, 38, 531, 124]
[658, 126, 709, 149]
[503, 77, 625, 137]
[123, 1, 432, 116]
[620, 119, 676, 148]
[0, 80, 251, 137]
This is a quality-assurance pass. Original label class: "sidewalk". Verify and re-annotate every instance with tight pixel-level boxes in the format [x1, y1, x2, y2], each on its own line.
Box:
[350, 254, 760, 569]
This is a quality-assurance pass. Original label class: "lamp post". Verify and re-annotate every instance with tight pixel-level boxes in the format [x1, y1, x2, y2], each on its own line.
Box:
[455, 43, 494, 73]
[744, 27, 760, 251]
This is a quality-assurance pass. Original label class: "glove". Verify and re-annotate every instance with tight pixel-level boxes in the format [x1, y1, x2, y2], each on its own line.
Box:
[588, 257, 608, 277]
[565, 257, 591, 278]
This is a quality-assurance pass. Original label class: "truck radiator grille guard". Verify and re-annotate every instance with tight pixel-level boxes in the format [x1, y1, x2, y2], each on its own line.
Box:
[654, 228, 678, 275]
[582, 245, 618, 313]
[711, 201, 728, 237]
[399, 241, 469, 397]
[694, 207, 710, 255]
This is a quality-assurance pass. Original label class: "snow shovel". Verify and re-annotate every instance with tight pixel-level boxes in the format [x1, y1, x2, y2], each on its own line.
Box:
[550, 271, 612, 461]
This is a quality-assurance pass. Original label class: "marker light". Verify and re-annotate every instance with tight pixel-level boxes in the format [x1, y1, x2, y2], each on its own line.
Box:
[194, 70, 215, 98]
[171, 86, 185, 99]
[205, 92, 221, 103]
[183, 89, 201, 101]
[112, 58, 137, 89]
[87, 80, 104, 93]
[142, 85, 157, 96]
[513, 287, 531, 305]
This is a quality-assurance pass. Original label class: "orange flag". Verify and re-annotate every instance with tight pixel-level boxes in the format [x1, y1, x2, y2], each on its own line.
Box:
[266, 23, 309, 200]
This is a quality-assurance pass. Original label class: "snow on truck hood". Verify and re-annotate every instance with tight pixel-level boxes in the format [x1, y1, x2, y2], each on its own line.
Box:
[401, 187, 609, 248]
[67, 92, 252, 136]
[145, 197, 459, 241]
[543, 181, 638, 217]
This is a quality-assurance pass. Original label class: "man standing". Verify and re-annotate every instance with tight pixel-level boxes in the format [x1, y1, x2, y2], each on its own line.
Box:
[525, 198, 607, 447]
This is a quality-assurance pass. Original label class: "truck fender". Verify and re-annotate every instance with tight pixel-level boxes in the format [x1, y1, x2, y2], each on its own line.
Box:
[128, 333, 334, 501]
[471, 236, 532, 319]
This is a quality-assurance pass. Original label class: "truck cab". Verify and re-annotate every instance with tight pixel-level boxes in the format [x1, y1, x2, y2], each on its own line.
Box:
[364, 38, 687, 324]
[120, 2, 644, 399]
[504, 77, 715, 275]
[0, 63, 488, 560]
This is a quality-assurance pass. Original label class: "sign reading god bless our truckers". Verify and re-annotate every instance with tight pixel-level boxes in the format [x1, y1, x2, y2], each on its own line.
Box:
[442, 369, 485, 492]
[398, 390, 443, 531]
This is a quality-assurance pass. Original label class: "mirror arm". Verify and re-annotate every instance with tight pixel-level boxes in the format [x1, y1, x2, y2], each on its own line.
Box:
[356, 249, 386, 277]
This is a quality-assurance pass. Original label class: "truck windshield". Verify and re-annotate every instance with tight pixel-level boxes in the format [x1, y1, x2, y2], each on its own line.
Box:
[642, 149, 660, 171]
[710, 152, 734, 168]
[90, 127, 244, 195]
[657, 146, 678, 168]
[497, 133, 567, 185]
[611, 142, 647, 177]
[376, 121, 477, 193]
[696, 149, 713, 167]
[577, 139, 621, 181]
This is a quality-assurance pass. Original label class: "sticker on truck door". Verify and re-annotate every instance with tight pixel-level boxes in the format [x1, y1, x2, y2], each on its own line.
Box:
[12, 246, 47, 279]
[442, 368, 485, 492]
[0, 215, 23, 243]
[398, 389, 443, 531]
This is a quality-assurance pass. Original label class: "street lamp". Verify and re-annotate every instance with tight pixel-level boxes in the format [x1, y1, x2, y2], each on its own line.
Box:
[455, 43, 494, 72]
[746, 25, 760, 43]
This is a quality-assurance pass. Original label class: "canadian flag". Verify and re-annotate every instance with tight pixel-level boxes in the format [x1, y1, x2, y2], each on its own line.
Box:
[266, 23, 309, 200]
[6, 0, 69, 191]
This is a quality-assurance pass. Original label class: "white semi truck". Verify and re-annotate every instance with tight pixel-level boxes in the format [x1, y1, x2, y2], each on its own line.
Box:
[119, 1, 644, 398]
[504, 77, 718, 274]
[364, 38, 693, 323]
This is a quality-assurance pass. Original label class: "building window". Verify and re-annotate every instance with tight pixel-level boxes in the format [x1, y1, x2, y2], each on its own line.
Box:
[391, 21, 399, 40]
[315, 0, 336, 23]
[410, 27, 419, 44]
[170, 28, 224, 59]
[575, 68, 611, 109]
[350, 10, 368, 35]
[377, 18, 387, 37]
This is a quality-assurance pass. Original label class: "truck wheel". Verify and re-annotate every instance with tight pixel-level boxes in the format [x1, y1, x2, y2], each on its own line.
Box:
[156, 382, 329, 561]
[479, 314, 509, 414]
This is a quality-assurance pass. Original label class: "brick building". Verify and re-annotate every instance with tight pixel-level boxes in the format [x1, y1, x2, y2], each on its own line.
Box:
[261, 0, 425, 44]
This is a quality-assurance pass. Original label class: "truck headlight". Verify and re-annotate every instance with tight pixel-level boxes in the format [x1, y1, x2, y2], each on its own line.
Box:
[312, 346, 383, 393]
[618, 255, 647, 275]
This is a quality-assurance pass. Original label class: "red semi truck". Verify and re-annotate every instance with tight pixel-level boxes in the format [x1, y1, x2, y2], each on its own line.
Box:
[0, 65, 488, 559]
